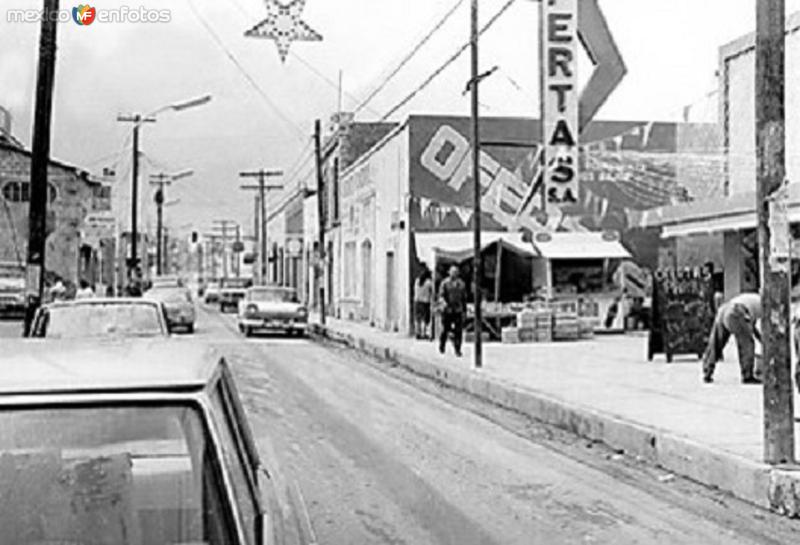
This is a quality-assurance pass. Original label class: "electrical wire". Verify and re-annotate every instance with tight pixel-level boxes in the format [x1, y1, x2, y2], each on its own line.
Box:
[353, 0, 467, 116]
[186, 0, 307, 142]
[380, 0, 518, 121]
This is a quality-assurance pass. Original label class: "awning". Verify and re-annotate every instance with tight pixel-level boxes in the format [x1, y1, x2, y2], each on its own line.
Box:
[661, 206, 800, 238]
[532, 232, 631, 260]
[415, 231, 534, 269]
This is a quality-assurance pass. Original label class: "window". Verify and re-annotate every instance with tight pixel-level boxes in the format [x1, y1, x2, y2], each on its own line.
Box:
[1, 181, 58, 203]
[0, 405, 237, 545]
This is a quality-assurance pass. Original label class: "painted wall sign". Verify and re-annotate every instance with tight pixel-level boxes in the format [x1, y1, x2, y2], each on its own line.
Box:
[541, 0, 579, 206]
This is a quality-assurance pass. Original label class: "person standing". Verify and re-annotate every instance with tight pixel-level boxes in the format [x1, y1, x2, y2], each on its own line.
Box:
[438, 265, 467, 357]
[414, 266, 434, 340]
[701, 292, 763, 384]
[75, 279, 95, 300]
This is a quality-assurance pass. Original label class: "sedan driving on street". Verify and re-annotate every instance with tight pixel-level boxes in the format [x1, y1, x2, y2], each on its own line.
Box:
[144, 285, 197, 333]
[28, 298, 169, 339]
[238, 286, 308, 337]
[0, 340, 311, 545]
[0, 262, 26, 318]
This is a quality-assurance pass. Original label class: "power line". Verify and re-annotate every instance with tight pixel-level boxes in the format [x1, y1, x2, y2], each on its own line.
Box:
[354, 0, 467, 116]
[381, 0, 518, 121]
[186, 0, 306, 141]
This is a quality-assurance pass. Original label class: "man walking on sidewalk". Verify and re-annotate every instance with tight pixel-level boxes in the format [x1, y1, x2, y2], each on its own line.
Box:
[438, 265, 467, 357]
[702, 292, 763, 384]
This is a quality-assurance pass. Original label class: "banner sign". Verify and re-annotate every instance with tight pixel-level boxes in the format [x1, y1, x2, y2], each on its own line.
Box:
[541, 0, 579, 206]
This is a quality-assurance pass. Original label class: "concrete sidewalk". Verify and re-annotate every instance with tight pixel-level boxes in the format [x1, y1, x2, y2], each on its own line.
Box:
[310, 315, 800, 518]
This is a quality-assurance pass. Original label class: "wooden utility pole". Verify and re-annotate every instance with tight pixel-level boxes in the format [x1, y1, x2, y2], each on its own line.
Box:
[470, 0, 483, 368]
[314, 120, 328, 325]
[756, 0, 795, 465]
[240, 170, 283, 285]
[150, 173, 171, 276]
[24, 0, 59, 334]
[212, 220, 237, 284]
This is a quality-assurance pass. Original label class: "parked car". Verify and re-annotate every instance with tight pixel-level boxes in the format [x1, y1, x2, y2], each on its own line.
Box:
[0, 340, 311, 544]
[0, 262, 26, 318]
[28, 298, 170, 339]
[220, 278, 252, 313]
[238, 286, 308, 337]
[204, 281, 221, 304]
[150, 274, 183, 289]
[144, 285, 197, 333]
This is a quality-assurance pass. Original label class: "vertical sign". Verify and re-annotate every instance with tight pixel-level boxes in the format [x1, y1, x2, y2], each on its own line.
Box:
[541, 0, 579, 206]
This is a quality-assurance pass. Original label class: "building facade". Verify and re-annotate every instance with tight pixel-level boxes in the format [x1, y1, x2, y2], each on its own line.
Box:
[0, 132, 111, 287]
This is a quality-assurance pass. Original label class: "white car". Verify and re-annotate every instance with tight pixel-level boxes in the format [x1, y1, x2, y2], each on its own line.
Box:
[237, 286, 308, 337]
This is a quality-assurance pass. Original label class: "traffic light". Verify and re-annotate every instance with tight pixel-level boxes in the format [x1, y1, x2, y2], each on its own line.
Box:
[191, 231, 198, 243]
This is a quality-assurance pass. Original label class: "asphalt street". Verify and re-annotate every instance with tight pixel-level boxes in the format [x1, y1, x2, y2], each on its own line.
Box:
[4, 308, 800, 544]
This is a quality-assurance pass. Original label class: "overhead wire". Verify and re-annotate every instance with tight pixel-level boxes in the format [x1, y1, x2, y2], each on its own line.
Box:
[186, 0, 307, 142]
[380, 0, 518, 121]
[353, 0, 467, 116]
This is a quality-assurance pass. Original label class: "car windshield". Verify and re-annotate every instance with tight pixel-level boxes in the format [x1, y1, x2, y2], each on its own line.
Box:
[35, 303, 165, 339]
[249, 289, 296, 303]
[0, 405, 236, 544]
[149, 288, 191, 304]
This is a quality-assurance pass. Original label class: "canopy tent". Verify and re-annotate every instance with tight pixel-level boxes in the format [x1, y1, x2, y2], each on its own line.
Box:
[531, 232, 632, 260]
[414, 231, 535, 270]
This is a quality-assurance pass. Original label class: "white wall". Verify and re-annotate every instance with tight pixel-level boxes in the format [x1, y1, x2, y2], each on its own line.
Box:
[337, 124, 412, 333]
[723, 17, 800, 196]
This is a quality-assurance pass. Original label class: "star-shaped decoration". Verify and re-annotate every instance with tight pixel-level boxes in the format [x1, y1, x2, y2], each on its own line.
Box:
[245, 0, 323, 63]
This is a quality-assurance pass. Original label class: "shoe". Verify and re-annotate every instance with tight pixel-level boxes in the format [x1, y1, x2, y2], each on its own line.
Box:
[742, 377, 762, 385]
[703, 375, 713, 384]
[439, 345, 445, 354]
[455, 351, 463, 358]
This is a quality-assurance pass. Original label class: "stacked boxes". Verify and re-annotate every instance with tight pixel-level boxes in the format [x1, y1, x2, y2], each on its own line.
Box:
[501, 326, 520, 344]
[534, 309, 553, 342]
[579, 317, 598, 339]
[553, 311, 580, 341]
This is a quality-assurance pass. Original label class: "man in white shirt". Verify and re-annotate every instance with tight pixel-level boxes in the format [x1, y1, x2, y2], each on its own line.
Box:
[75, 279, 95, 300]
[702, 292, 762, 385]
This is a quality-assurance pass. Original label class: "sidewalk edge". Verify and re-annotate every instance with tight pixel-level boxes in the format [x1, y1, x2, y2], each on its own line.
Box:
[310, 322, 800, 517]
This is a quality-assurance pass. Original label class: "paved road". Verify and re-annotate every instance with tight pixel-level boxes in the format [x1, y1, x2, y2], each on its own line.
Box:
[190, 306, 800, 545]
[0, 318, 23, 338]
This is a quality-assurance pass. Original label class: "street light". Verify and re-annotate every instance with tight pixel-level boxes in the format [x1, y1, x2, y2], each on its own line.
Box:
[117, 94, 212, 288]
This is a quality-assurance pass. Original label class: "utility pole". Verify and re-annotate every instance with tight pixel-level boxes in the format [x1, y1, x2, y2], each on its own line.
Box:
[24, 0, 59, 334]
[314, 120, 328, 325]
[212, 220, 237, 284]
[117, 114, 156, 285]
[234, 224, 242, 278]
[240, 170, 283, 285]
[469, 0, 483, 368]
[756, 0, 795, 465]
[150, 173, 170, 276]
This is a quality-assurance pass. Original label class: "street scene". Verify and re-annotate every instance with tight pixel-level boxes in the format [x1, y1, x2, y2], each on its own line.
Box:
[4, 0, 800, 543]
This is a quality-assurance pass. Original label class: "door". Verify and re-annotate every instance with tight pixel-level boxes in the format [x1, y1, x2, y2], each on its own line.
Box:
[386, 251, 396, 330]
[361, 241, 373, 321]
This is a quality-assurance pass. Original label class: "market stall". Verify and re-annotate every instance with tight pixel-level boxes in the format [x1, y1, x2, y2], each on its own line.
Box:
[530, 231, 633, 333]
[415, 231, 536, 340]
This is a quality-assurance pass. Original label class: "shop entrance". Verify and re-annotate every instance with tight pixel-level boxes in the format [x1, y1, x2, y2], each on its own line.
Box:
[386, 251, 396, 330]
[361, 240, 373, 321]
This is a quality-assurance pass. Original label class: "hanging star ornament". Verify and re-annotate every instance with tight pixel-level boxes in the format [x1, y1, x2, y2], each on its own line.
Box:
[245, 0, 323, 63]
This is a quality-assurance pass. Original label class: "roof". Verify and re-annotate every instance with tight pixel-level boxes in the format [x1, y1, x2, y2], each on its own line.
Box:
[0, 339, 220, 396]
[531, 232, 632, 260]
[415, 231, 535, 268]
[642, 184, 800, 237]
[44, 297, 161, 309]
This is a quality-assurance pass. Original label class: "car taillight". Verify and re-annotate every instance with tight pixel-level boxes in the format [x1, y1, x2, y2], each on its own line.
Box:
[297, 306, 308, 315]
[246, 304, 259, 315]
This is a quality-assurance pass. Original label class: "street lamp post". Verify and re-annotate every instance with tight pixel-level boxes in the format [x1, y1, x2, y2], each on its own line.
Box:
[150, 170, 193, 275]
[117, 94, 211, 290]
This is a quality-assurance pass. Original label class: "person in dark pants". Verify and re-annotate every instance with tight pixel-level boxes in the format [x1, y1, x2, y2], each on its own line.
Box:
[702, 292, 762, 384]
[438, 265, 467, 357]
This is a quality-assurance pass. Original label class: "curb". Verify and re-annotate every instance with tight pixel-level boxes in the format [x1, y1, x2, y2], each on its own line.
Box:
[310, 322, 800, 518]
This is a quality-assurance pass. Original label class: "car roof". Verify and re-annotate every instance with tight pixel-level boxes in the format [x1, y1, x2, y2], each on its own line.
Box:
[0, 340, 220, 396]
[44, 297, 161, 309]
[248, 285, 294, 291]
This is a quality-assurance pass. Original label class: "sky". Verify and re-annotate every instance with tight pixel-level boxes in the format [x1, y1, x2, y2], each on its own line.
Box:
[0, 0, 797, 238]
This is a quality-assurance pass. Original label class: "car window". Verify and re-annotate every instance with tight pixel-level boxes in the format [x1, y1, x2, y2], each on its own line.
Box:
[0, 405, 237, 545]
[248, 289, 296, 303]
[35, 304, 165, 338]
[211, 382, 258, 545]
